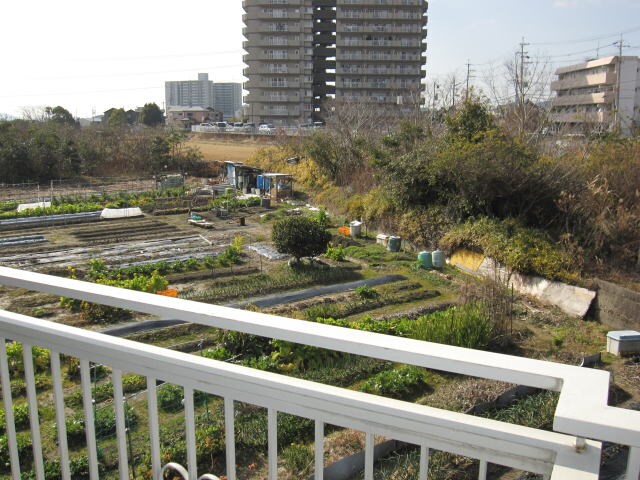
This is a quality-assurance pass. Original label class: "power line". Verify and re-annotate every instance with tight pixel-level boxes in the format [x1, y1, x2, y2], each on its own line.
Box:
[529, 24, 640, 46]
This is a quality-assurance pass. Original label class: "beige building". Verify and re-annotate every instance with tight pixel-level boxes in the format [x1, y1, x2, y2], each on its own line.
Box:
[550, 55, 640, 135]
[242, 0, 428, 126]
[166, 106, 223, 128]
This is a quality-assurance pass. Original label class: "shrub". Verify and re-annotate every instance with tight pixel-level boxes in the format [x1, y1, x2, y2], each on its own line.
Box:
[157, 384, 183, 413]
[281, 443, 314, 477]
[201, 347, 232, 361]
[272, 216, 331, 262]
[303, 303, 343, 321]
[360, 366, 427, 399]
[122, 373, 147, 394]
[410, 303, 494, 350]
[440, 217, 577, 283]
[0, 402, 31, 433]
[355, 285, 380, 300]
[0, 432, 32, 467]
[324, 242, 345, 261]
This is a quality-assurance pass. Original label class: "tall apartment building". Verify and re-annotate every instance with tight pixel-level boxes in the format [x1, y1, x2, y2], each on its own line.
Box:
[550, 55, 640, 135]
[242, 0, 428, 126]
[213, 83, 243, 120]
[165, 73, 215, 109]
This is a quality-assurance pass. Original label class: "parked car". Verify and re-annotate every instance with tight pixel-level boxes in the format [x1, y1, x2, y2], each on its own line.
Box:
[216, 122, 228, 131]
[258, 123, 274, 134]
[242, 122, 256, 132]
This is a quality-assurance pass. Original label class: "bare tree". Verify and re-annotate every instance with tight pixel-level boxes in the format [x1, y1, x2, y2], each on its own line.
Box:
[482, 52, 553, 141]
[19, 106, 50, 123]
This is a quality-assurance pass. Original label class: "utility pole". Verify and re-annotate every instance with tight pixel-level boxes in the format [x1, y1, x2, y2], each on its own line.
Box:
[465, 60, 475, 101]
[516, 37, 530, 136]
[613, 35, 630, 131]
[431, 81, 439, 125]
[517, 37, 530, 107]
[451, 75, 457, 108]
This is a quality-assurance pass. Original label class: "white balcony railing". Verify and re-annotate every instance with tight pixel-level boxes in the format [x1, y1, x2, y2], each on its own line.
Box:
[0, 266, 638, 480]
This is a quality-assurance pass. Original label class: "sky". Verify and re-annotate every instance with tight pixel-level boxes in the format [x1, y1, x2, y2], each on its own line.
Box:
[1, 0, 640, 118]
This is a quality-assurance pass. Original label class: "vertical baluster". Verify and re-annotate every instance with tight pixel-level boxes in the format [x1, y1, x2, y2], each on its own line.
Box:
[80, 360, 100, 480]
[364, 433, 374, 480]
[50, 352, 71, 480]
[478, 459, 488, 480]
[268, 408, 278, 480]
[314, 421, 324, 480]
[22, 343, 44, 480]
[419, 445, 430, 480]
[147, 377, 161, 479]
[112, 369, 129, 480]
[184, 387, 197, 480]
[0, 338, 21, 479]
[224, 398, 236, 480]
[627, 446, 640, 480]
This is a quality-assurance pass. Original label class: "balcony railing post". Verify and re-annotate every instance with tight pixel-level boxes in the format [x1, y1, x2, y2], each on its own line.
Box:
[112, 369, 129, 480]
[147, 377, 162, 479]
[0, 339, 21, 480]
[268, 408, 278, 480]
[50, 351, 71, 480]
[314, 420, 324, 480]
[478, 459, 488, 480]
[419, 446, 430, 480]
[364, 433, 375, 480]
[224, 398, 236, 480]
[80, 360, 100, 480]
[627, 446, 640, 480]
[184, 387, 197, 480]
[22, 343, 44, 480]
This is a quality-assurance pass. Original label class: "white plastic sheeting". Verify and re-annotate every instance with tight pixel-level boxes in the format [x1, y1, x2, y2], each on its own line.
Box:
[100, 208, 143, 219]
[17, 202, 51, 212]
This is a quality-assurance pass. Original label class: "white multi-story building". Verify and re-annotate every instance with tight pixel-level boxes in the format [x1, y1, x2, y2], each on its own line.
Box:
[550, 55, 640, 135]
[213, 83, 243, 120]
[165, 73, 216, 110]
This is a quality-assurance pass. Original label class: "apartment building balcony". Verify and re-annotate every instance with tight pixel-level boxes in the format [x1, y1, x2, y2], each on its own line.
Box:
[339, 53, 422, 62]
[243, 24, 304, 35]
[336, 0, 426, 6]
[246, 79, 305, 89]
[243, 0, 305, 7]
[245, 92, 302, 103]
[2, 267, 637, 480]
[338, 38, 424, 48]
[243, 52, 307, 62]
[244, 65, 311, 75]
[337, 11, 427, 21]
[337, 24, 424, 34]
[550, 71, 617, 91]
[339, 66, 423, 76]
[549, 110, 614, 124]
[551, 91, 615, 108]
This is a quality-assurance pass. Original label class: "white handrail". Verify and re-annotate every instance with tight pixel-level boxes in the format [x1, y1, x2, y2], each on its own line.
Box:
[0, 266, 636, 448]
[0, 266, 637, 478]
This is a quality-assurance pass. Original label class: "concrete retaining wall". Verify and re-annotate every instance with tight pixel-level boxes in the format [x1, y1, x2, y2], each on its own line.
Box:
[450, 252, 596, 318]
[594, 279, 640, 331]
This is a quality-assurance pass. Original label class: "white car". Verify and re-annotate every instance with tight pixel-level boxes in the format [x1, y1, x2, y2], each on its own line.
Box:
[259, 124, 274, 134]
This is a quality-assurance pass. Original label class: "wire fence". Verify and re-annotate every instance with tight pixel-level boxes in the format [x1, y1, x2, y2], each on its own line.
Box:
[0, 178, 156, 203]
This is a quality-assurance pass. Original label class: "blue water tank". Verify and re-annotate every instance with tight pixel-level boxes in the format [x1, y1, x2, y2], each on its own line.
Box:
[432, 249, 445, 268]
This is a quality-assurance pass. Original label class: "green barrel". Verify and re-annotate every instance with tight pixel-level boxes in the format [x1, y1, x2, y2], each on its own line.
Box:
[387, 236, 402, 252]
[418, 251, 432, 268]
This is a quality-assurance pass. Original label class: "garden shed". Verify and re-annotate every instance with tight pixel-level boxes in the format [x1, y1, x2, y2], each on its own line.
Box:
[223, 161, 264, 193]
[258, 173, 294, 201]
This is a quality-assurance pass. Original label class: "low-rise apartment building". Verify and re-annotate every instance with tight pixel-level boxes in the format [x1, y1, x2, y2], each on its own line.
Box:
[550, 55, 640, 135]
